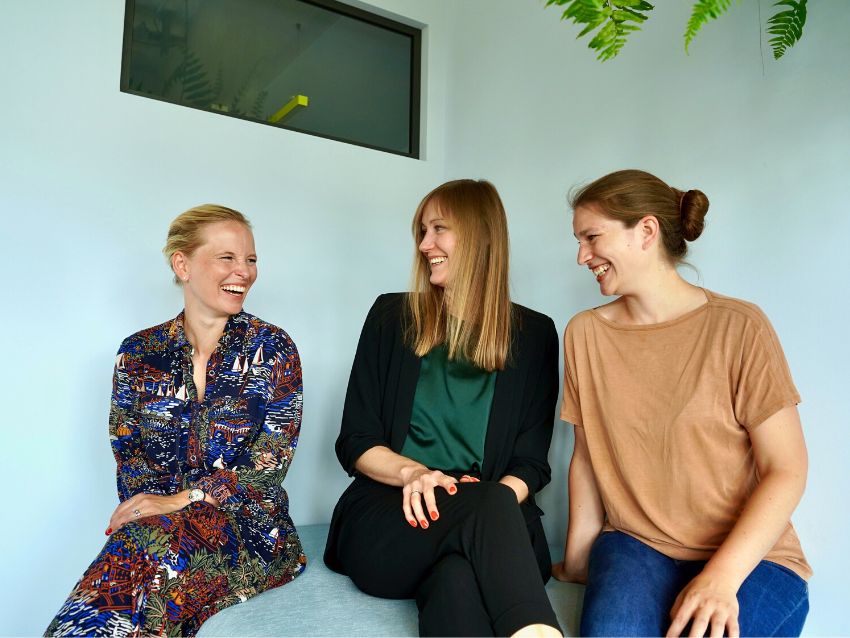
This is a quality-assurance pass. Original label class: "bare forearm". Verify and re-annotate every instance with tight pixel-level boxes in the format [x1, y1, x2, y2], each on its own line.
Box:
[562, 450, 606, 580]
[499, 475, 529, 503]
[702, 469, 806, 588]
[353, 446, 429, 486]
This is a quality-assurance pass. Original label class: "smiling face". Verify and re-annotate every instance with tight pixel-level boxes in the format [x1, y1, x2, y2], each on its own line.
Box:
[418, 202, 457, 288]
[174, 221, 257, 319]
[573, 204, 647, 297]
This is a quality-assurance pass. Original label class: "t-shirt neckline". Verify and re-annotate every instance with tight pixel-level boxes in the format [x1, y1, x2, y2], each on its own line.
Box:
[590, 288, 714, 331]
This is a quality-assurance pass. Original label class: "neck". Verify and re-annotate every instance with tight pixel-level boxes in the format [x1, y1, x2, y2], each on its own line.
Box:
[183, 297, 231, 355]
[617, 262, 705, 325]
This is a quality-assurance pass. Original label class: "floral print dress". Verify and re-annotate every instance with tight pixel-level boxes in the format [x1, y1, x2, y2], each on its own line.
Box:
[46, 311, 306, 637]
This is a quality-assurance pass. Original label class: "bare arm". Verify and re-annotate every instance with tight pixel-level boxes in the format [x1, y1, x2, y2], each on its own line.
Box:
[107, 489, 220, 535]
[499, 475, 530, 503]
[552, 424, 606, 583]
[667, 405, 808, 638]
[354, 445, 429, 486]
[354, 446, 459, 529]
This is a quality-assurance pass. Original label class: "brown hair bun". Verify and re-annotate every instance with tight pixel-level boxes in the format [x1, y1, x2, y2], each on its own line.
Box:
[680, 189, 709, 242]
[569, 170, 710, 268]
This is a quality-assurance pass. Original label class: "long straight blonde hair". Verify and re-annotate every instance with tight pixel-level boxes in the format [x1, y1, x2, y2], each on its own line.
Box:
[405, 179, 513, 371]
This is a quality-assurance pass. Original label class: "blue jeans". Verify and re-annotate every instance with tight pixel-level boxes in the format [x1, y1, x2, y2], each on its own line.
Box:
[581, 531, 809, 637]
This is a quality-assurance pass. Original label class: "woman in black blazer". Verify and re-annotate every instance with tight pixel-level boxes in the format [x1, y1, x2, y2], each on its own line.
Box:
[324, 180, 562, 638]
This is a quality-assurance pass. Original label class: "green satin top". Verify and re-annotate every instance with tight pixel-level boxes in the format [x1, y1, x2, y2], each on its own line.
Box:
[401, 344, 497, 473]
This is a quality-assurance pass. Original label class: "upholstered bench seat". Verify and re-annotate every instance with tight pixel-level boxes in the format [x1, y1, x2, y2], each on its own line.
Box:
[198, 523, 584, 637]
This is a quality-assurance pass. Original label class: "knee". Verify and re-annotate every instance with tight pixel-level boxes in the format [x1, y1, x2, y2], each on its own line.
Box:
[466, 481, 521, 520]
[431, 554, 478, 590]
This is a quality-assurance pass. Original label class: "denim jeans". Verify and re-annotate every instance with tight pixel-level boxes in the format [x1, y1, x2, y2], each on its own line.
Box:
[581, 531, 809, 637]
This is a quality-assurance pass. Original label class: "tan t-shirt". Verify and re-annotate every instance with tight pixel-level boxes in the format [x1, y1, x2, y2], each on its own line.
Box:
[560, 290, 811, 581]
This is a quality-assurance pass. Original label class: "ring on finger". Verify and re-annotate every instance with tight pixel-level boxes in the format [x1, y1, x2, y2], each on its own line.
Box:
[410, 490, 421, 497]
[133, 509, 141, 517]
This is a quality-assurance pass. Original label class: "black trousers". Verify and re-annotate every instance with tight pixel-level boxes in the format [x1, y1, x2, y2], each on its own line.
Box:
[329, 477, 561, 637]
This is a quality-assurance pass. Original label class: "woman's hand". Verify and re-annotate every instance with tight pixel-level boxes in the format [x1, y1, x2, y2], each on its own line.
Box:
[106, 492, 187, 535]
[400, 466, 458, 529]
[666, 571, 740, 638]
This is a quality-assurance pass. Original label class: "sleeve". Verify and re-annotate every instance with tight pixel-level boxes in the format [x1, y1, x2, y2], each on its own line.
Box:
[110, 345, 168, 501]
[559, 317, 584, 426]
[502, 316, 559, 495]
[335, 295, 393, 475]
[193, 331, 303, 510]
[734, 309, 801, 431]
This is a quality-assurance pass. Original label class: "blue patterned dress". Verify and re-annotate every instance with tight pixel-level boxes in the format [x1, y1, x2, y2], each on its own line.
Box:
[46, 311, 305, 637]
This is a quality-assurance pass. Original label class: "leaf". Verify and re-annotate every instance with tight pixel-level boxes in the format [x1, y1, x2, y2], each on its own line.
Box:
[251, 90, 269, 120]
[684, 0, 737, 54]
[210, 64, 224, 103]
[612, 10, 646, 23]
[766, 0, 807, 59]
[230, 57, 264, 114]
[588, 19, 617, 49]
[546, 0, 654, 61]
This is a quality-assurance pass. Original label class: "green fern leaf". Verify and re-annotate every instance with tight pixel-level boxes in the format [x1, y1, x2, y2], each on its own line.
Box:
[766, 0, 807, 59]
[545, 0, 654, 61]
[251, 90, 269, 120]
[210, 64, 224, 103]
[684, 0, 737, 54]
[230, 58, 264, 114]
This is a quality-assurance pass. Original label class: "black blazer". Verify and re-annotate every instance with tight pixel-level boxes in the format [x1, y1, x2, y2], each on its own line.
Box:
[325, 293, 559, 570]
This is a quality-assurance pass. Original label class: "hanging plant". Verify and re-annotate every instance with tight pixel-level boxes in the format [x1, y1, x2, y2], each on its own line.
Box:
[545, 0, 810, 62]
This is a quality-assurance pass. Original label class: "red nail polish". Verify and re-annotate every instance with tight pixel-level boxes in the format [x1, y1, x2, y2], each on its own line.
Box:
[105, 528, 112, 535]
[449, 486, 457, 494]
[409, 520, 417, 527]
[420, 520, 428, 527]
[431, 511, 438, 519]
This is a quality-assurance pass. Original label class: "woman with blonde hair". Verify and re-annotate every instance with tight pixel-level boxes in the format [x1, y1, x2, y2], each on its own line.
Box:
[324, 180, 562, 637]
[46, 205, 305, 636]
[554, 170, 811, 637]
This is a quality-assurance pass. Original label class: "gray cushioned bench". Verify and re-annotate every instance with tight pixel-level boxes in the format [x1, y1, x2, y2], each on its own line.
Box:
[198, 523, 584, 637]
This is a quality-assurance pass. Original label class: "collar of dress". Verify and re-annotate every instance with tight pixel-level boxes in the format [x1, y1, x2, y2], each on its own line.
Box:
[166, 310, 245, 353]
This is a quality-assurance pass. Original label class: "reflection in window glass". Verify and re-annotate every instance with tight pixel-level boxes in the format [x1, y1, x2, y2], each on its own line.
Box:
[123, 0, 420, 156]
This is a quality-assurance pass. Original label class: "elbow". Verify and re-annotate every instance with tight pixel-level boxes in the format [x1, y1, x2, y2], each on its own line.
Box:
[762, 463, 808, 504]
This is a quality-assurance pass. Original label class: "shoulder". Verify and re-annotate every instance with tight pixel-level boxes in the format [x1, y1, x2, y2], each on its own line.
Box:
[117, 318, 174, 357]
[564, 309, 596, 338]
[511, 304, 557, 362]
[233, 311, 299, 354]
[365, 292, 407, 329]
[512, 303, 556, 336]
[704, 290, 776, 335]
[371, 292, 406, 315]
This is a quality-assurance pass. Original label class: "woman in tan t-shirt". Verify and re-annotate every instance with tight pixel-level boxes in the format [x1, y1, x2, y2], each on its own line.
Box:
[552, 170, 810, 637]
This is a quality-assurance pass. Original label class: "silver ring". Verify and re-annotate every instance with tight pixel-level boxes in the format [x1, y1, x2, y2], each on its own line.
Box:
[133, 509, 141, 517]
[410, 490, 421, 497]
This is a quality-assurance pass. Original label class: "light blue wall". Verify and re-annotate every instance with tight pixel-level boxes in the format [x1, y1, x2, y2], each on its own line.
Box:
[0, 0, 448, 634]
[441, 2, 849, 636]
[1, 0, 847, 636]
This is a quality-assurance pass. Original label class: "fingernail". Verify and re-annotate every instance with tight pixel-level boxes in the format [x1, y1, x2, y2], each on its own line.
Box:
[420, 520, 428, 528]
[409, 520, 417, 527]
[449, 486, 457, 494]
[430, 511, 438, 519]
[105, 528, 112, 535]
